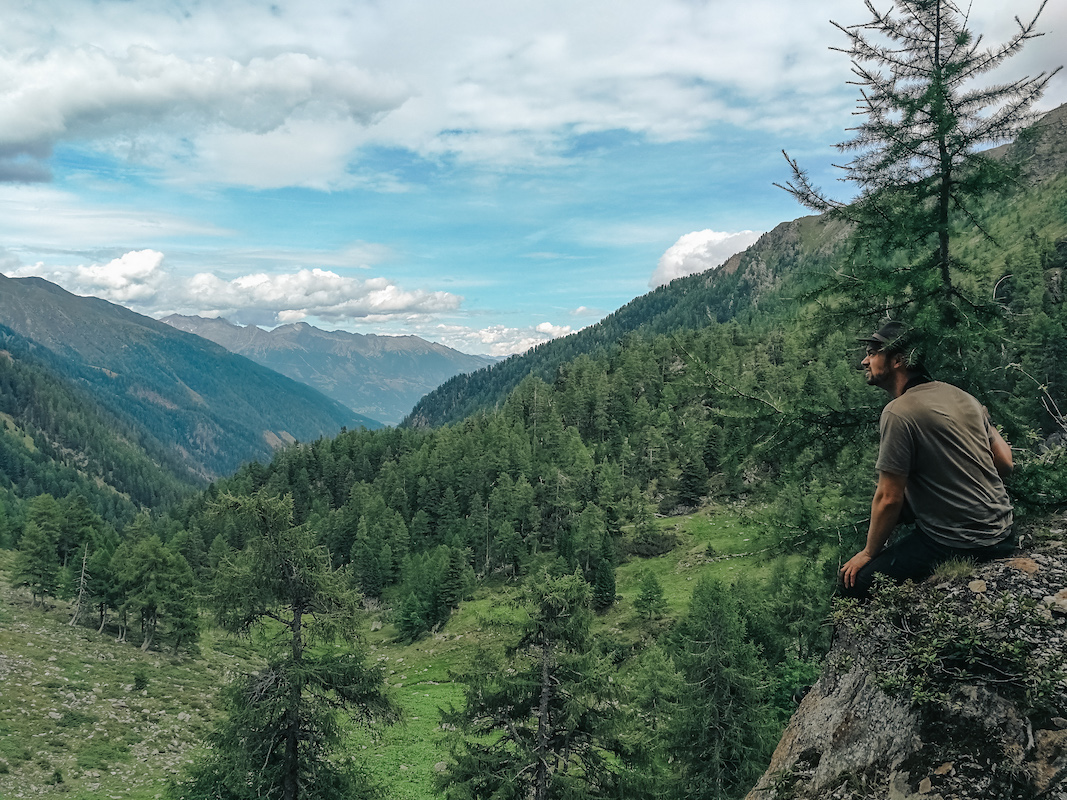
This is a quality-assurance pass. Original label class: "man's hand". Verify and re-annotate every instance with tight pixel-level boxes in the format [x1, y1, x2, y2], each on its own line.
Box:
[841, 471, 907, 591]
[840, 550, 874, 589]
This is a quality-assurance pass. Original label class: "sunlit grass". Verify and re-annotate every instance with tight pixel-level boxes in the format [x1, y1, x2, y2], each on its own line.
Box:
[0, 504, 771, 799]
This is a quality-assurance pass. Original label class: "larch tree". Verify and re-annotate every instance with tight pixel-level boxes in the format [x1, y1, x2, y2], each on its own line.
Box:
[12, 519, 60, 608]
[779, 0, 1060, 343]
[667, 576, 777, 800]
[439, 570, 620, 800]
[172, 492, 397, 800]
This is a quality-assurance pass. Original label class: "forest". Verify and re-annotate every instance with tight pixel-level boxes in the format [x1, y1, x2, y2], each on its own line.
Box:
[2, 2, 1067, 798]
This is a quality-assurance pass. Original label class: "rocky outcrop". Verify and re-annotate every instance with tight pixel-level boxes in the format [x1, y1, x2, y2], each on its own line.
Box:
[747, 528, 1067, 800]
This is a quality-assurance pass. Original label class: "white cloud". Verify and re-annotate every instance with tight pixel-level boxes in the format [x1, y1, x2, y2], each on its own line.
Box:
[0, 44, 408, 184]
[73, 249, 166, 302]
[650, 229, 763, 288]
[5, 0, 1064, 186]
[431, 320, 573, 356]
[5, 251, 462, 326]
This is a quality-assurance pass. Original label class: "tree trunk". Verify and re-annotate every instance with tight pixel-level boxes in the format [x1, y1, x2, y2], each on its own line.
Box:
[283, 605, 304, 800]
[533, 637, 553, 800]
[69, 545, 89, 627]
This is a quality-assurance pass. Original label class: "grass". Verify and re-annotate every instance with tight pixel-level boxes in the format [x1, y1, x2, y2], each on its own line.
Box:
[0, 504, 768, 800]
[931, 556, 977, 582]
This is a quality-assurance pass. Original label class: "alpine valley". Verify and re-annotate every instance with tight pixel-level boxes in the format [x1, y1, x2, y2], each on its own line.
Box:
[1, 102, 1066, 800]
[159, 315, 496, 426]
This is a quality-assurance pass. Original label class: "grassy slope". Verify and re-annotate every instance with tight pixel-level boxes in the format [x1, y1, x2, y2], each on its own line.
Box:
[0, 507, 769, 800]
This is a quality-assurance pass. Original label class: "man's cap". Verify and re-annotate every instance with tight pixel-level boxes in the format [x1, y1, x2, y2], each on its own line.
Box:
[858, 320, 908, 350]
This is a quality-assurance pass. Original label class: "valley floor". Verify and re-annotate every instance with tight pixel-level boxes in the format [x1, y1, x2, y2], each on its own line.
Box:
[0, 506, 767, 800]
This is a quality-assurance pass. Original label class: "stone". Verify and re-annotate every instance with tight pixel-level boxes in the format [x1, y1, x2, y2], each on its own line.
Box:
[1007, 557, 1041, 574]
[745, 535, 1067, 800]
[1031, 728, 1067, 795]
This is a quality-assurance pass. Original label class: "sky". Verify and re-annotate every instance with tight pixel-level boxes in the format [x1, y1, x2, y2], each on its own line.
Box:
[0, 1, 1063, 356]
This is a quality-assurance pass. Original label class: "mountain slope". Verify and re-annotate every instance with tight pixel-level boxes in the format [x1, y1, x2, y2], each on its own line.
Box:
[0, 275, 379, 480]
[160, 315, 495, 425]
[405, 103, 1067, 430]
[0, 324, 197, 521]
[404, 214, 851, 428]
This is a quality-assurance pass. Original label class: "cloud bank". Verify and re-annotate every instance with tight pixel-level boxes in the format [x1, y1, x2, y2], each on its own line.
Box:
[0, 45, 408, 185]
[0, 0, 876, 187]
[650, 229, 762, 287]
[2, 250, 580, 355]
[432, 321, 574, 357]
[6, 250, 460, 326]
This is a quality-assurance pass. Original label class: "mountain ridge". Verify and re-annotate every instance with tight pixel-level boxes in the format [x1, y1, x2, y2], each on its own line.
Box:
[0, 274, 379, 481]
[160, 314, 496, 425]
[404, 103, 1067, 430]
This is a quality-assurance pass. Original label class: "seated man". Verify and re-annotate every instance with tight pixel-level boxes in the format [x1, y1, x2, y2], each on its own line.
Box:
[840, 322, 1015, 599]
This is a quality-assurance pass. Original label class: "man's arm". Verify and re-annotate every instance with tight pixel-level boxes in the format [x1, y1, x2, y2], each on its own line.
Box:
[841, 470, 907, 590]
[989, 425, 1013, 479]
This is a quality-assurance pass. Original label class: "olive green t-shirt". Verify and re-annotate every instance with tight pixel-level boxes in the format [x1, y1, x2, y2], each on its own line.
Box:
[876, 381, 1012, 548]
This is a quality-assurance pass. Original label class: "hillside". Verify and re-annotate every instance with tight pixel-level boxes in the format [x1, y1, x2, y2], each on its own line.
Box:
[0, 324, 198, 523]
[160, 315, 495, 426]
[406, 103, 1067, 430]
[0, 507, 775, 800]
[404, 213, 851, 428]
[0, 274, 379, 482]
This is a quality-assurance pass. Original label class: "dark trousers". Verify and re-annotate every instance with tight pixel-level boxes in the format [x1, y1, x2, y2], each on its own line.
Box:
[840, 528, 1015, 600]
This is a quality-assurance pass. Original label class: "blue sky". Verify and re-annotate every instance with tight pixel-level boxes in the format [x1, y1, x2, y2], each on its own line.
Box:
[1, 0, 1063, 355]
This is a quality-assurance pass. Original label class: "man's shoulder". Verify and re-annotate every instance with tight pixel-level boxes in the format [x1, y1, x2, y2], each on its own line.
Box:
[886, 381, 973, 411]
[882, 382, 984, 432]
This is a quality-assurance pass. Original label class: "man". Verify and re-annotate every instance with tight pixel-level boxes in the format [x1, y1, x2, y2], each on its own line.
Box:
[840, 322, 1015, 599]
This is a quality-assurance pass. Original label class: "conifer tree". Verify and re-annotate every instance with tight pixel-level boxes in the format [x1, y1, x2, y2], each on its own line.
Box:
[12, 519, 59, 608]
[121, 535, 198, 651]
[440, 570, 619, 800]
[614, 644, 682, 799]
[591, 531, 617, 612]
[173, 492, 396, 800]
[396, 591, 427, 642]
[668, 576, 777, 800]
[634, 569, 667, 620]
[779, 0, 1060, 344]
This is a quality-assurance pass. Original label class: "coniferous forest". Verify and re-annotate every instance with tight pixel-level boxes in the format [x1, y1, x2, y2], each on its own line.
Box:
[2, 3, 1067, 799]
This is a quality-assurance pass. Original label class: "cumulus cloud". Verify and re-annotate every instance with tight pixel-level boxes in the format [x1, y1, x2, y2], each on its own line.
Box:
[182, 268, 460, 323]
[0, 45, 409, 184]
[431, 321, 574, 357]
[6, 250, 461, 326]
[6, 0, 1064, 185]
[649, 229, 763, 288]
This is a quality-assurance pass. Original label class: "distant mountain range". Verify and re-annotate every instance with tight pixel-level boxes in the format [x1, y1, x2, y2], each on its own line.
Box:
[159, 315, 497, 425]
[0, 274, 378, 488]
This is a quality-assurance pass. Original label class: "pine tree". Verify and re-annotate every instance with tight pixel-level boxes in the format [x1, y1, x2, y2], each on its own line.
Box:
[396, 591, 427, 642]
[668, 576, 777, 800]
[591, 532, 617, 612]
[614, 644, 682, 799]
[634, 569, 667, 620]
[12, 519, 59, 608]
[779, 0, 1060, 344]
[440, 570, 619, 800]
[173, 492, 397, 800]
[120, 536, 198, 651]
